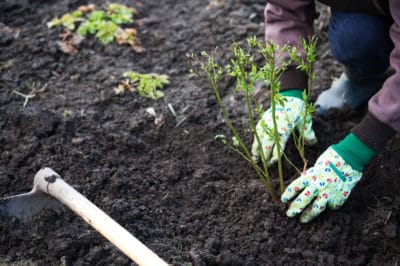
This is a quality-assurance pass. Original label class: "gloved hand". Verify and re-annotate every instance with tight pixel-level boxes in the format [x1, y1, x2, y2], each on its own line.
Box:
[281, 133, 376, 223]
[251, 90, 317, 165]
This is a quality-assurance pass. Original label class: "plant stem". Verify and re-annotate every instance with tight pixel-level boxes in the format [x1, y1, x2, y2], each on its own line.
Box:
[296, 40, 316, 171]
[291, 130, 309, 172]
[267, 51, 285, 193]
[225, 143, 269, 181]
[209, 75, 277, 201]
[271, 93, 284, 193]
[282, 152, 302, 175]
[243, 85, 276, 200]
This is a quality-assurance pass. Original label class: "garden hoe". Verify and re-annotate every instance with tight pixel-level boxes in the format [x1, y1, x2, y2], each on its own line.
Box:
[0, 167, 168, 266]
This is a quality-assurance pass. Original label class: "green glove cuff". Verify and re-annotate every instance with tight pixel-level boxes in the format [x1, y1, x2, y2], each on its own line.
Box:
[281, 89, 304, 100]
[332, 133, 376, 172]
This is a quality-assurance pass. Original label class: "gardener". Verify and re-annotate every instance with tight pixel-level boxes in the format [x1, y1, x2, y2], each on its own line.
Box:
[252, 1, 400, 223]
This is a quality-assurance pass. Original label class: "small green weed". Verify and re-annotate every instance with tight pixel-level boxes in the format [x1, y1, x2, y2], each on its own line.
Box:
[114, 71, 170, 99]
[62, 110, 73, 117]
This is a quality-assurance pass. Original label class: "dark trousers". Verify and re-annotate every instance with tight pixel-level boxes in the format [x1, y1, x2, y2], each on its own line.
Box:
[329, 11, 394, 79]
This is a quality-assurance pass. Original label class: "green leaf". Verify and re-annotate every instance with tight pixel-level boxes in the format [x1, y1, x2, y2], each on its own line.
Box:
[77, 20, 97, 36]
[47, 17, 60, 28]
[61, 13, 78, 30]
[95, 21, 119, 44]
[232, 136, 239, 147]
[251, 64, 257, 74]
[247, 36, 257, 48]
[215, 134, 227, 144]
[47, 11, 81, 29]
[47, 13, 78, 30]
[107, 3, 135, 25]
[71, 10, 83, 18]
[88, 10, 106, 22]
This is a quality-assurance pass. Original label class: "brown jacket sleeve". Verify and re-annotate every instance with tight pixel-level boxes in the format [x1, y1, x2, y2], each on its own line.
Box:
[368, 1, 400, 133]
[264, 0, 317, 91]
[353, 1, 400, 151]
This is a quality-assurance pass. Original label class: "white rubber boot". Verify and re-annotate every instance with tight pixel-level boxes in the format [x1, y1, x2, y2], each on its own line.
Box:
[315, 72, 386, 116]
[315, 73, 348, 116]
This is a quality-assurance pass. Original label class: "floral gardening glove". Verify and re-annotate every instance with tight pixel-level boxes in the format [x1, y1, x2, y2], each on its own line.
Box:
[281, 133, 376, 223]
[251, 90, 317, 165]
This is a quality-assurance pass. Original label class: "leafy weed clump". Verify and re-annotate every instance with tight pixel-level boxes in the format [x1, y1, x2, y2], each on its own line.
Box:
[47, 3, 142, 51]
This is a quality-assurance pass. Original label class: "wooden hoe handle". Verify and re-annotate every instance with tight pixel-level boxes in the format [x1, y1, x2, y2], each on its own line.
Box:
[34, 168, 168, 266]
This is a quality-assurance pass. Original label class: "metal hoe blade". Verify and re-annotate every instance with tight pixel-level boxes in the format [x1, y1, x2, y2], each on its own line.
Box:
[0, 190, 63, 223]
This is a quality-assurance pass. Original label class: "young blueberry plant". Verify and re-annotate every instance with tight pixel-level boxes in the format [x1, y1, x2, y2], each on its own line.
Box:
[189, 38, 278, 200]
[189, 36, 318, 199]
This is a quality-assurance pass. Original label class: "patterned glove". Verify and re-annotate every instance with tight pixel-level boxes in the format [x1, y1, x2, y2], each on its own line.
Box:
[281, 133, 376, 223]
[251, 90, 317, 165]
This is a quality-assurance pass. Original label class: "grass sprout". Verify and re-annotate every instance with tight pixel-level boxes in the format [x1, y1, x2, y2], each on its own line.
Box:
[167, 103, 189, 128]
[12, 82, 48, 108]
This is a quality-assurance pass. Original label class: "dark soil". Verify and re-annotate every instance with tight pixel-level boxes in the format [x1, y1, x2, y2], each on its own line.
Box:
[1, 0, 400, 265]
